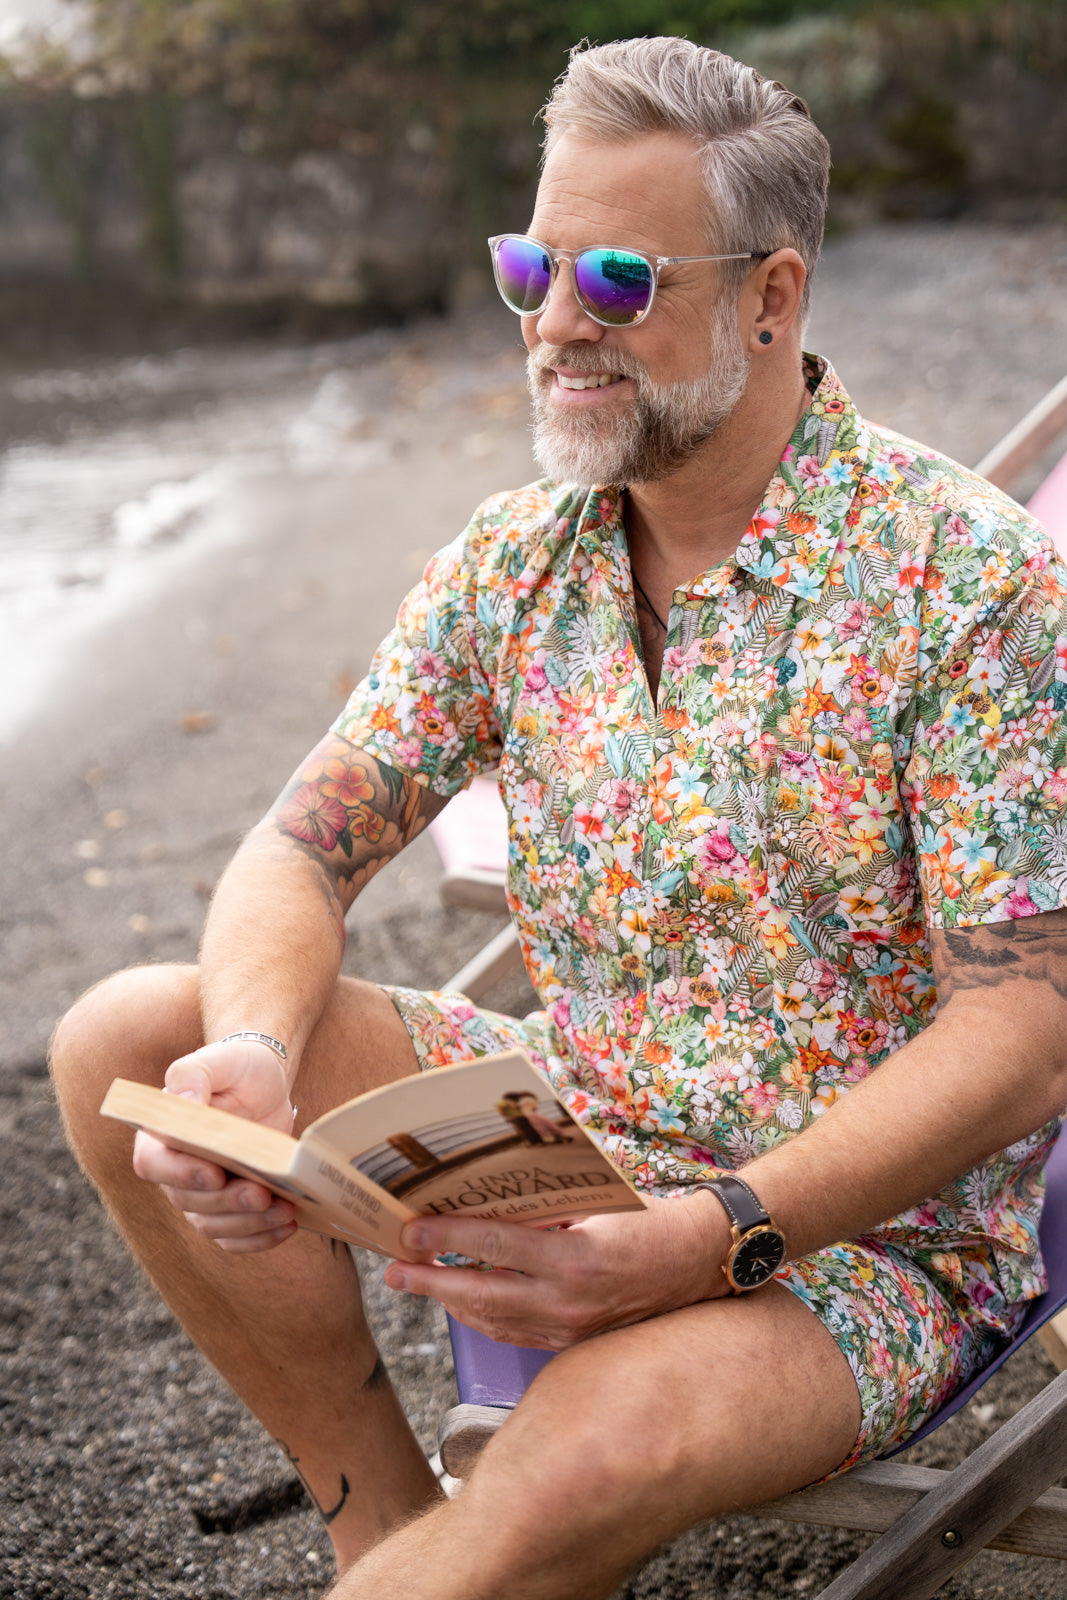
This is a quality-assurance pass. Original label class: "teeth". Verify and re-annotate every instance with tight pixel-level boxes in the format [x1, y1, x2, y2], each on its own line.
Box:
[556, 372, 621, 390]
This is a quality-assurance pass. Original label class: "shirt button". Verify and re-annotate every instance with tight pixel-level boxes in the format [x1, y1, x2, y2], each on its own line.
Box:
[660, 977, 679, 997]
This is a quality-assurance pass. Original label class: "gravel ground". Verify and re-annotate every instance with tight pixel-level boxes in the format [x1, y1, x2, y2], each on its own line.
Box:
[2, 221, 1067, 1600]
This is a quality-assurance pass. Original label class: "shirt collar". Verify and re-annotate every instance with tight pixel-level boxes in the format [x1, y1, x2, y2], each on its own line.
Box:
[563, 354, 871, 604]
[732, 354, 871, 603]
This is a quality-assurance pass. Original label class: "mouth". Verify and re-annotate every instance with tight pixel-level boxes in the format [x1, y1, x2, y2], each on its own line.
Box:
[555, 371, 626, 391]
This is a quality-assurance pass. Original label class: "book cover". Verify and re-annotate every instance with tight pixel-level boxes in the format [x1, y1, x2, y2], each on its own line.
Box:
[101, 1050, 646, 1261]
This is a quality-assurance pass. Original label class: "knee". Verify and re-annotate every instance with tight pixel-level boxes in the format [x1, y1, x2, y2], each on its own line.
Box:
[50, 963, 201, 1163]
[466, 1358, 669, 1546]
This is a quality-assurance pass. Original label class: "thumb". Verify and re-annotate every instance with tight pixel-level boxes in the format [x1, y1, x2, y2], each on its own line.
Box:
[163, 1053, 215, 1104]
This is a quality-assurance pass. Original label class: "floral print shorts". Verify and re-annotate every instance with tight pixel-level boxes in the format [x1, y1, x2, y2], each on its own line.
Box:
[385, 983, 1020, 1474]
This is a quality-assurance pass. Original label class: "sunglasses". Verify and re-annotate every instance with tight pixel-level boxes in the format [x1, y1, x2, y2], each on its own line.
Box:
[488, 233, 769, 329]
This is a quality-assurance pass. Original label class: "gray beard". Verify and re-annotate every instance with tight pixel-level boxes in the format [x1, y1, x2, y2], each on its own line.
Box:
[527, 304, 751, 486]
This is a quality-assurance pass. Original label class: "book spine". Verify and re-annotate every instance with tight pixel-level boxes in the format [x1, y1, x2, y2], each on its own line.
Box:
[293, 1134, 416, 1254]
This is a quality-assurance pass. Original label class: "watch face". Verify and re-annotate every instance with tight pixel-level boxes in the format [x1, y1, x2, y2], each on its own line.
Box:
[729, 1227, 787, 1290]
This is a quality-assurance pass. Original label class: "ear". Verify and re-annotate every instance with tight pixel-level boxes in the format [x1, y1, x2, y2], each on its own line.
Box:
[741, 249, 807, 354]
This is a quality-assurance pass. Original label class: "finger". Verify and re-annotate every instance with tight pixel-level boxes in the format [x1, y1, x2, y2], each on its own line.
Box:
[164, 1053, 215, 1103]
[214, 1223, 299, 1255]
[164, 1042, 289, 1125]
[180, 1199, 296, 1241]
[132, 1129, 229, 1192]
[400, 1215, 560, 1272]
[162, 1175, 284, 1218]
[384, 1259, 564, 1347]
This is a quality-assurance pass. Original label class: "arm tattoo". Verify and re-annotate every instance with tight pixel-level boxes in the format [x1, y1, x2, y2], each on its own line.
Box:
[932, 907, 1067, 1006]
[267, 735, 446, 930]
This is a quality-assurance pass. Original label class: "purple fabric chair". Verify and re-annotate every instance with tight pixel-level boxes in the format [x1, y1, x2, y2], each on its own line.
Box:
[440, 1130, 1067, 1598]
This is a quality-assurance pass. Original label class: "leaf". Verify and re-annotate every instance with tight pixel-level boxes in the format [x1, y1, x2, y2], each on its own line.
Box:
[786, 917, 819, 959]
[378, 762, 408, 809]
[843, 557, 861, 599]
[816, 416, 839, 466]
[615, 728, 652, 773]
[1031, 878, 1061, 911]
[604, 734, 627, 779]
[763, 631, 792, 661]
[337, 827, 353, 858]
[1033, 650, 1057, 695]
[425, 610, 441, 650]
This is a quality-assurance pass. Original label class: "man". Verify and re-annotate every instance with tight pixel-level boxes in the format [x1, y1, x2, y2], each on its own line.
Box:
[52, 36, 1067, 1600]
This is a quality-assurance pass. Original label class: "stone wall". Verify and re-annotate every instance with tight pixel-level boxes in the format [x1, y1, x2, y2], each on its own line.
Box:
[0, 96, 461, 313]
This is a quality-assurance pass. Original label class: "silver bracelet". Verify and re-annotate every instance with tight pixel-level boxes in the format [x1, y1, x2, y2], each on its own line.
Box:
[219, 1030, 288, 1061]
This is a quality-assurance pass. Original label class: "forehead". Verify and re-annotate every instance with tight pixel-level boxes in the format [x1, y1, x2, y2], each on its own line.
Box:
[530, 131, 711, 256]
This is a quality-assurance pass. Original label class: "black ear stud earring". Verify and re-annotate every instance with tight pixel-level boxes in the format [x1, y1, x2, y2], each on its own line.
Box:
[758, 330, 773, 345]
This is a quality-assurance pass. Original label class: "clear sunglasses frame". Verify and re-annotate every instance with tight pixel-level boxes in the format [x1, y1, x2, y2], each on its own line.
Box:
[488, 233, 771, 329]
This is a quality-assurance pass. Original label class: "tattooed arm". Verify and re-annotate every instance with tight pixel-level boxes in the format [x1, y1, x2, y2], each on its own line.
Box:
[197, 733, 445, 1062]
[130, 735, 446, 1246]
[729, 908, 1067, 1264]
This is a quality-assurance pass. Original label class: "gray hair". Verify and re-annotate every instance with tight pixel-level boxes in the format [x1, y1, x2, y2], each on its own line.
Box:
[541, 37, 831, 321]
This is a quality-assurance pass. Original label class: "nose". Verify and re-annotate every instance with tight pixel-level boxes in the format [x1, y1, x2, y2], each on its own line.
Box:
[528, 256, 605, 348]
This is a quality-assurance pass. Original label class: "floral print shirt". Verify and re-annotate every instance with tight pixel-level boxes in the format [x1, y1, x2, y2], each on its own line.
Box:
[335, 354, 1067, 1310]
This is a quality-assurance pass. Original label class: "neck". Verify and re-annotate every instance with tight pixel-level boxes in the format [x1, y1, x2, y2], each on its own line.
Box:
[625, 346, 809, 576]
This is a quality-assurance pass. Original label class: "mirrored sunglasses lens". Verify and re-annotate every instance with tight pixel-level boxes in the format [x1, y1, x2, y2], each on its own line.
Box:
[574, 249, 653, 325]
[494, 237, 552, 314]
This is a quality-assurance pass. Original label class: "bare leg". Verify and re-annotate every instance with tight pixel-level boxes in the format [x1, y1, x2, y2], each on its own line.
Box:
[329, 1286, 863, 1599]
[51, 962, 441, 1570]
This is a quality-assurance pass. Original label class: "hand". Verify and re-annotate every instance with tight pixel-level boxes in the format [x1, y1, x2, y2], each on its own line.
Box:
[131, 1038, 299, 1254]
[382, 1193, 732, 1349]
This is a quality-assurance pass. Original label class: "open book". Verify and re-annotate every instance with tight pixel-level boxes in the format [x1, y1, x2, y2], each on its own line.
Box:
[101, 1050, 646, 1261]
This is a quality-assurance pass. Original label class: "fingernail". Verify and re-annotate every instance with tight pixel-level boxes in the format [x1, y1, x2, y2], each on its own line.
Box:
[386, 1267, 409, 1292]
[405, 1223, 429, 1252]
[264, 1205, 289, 1225]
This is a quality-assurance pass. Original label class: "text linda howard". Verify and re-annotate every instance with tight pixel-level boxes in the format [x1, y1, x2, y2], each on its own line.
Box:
[423, 1166, 613, 1216]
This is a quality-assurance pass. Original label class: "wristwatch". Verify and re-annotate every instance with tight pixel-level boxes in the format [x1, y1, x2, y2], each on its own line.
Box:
[695, 1176, 787, 1293]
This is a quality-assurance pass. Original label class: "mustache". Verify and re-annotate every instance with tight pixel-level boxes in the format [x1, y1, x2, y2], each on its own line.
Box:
[526, 344, 650, 387]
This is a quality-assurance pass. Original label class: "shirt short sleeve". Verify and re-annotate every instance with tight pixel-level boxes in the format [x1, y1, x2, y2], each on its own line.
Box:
[903, 516, 1067, 930]
[332, 524, 503, 796]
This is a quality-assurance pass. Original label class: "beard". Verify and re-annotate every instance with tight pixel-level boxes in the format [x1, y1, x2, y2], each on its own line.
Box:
[527, 296, 751, 487]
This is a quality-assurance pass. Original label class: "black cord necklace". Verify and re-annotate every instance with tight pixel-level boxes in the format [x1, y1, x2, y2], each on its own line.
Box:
[631, 567, 668, 632]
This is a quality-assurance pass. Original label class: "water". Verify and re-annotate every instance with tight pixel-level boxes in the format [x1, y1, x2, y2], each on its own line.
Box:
[0, 329, 407, 743]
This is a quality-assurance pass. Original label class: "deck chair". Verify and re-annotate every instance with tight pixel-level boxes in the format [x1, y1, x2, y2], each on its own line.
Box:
[430, 377, 1067, 1595]
[429, 774, 522, 1002]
